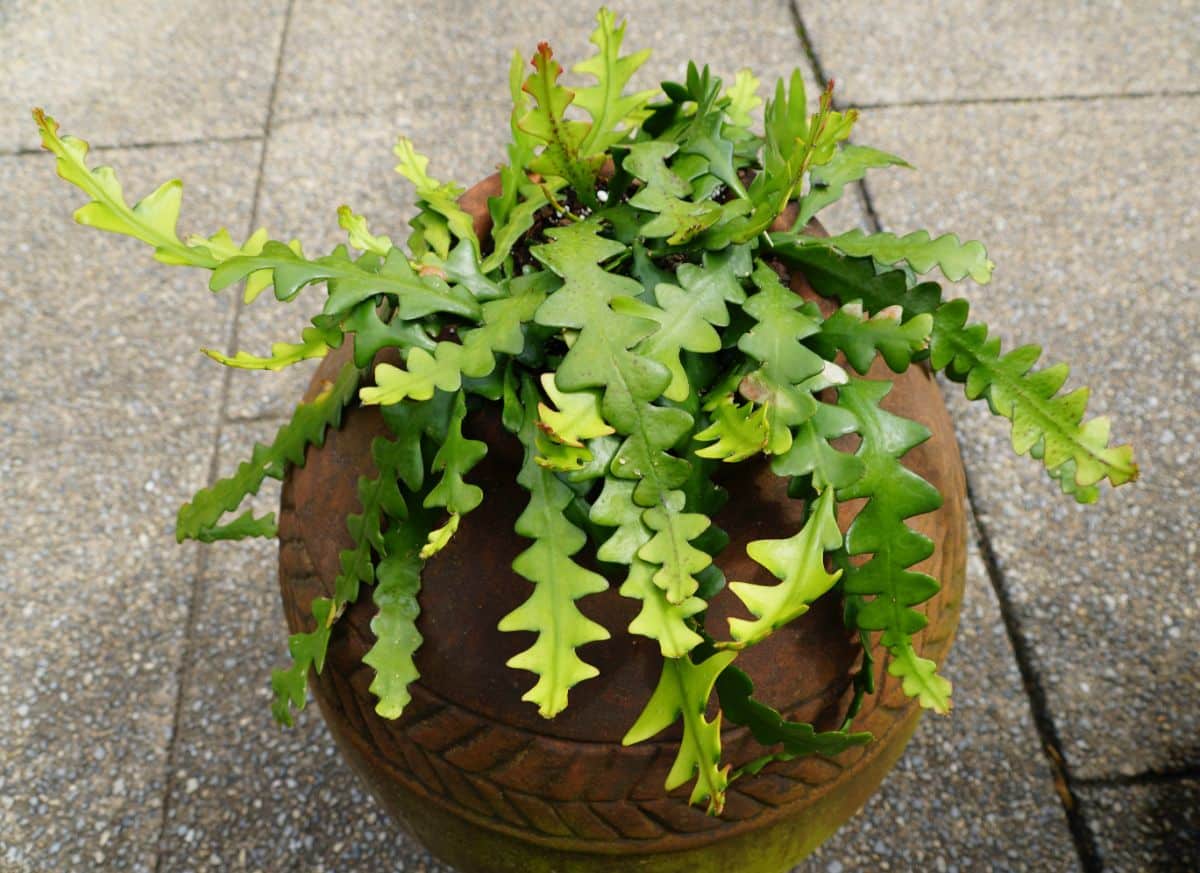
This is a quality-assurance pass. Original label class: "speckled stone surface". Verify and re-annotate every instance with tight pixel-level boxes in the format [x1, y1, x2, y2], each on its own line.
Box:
[800, 540, 1081, 873]
[273, 0, 818, 127]
[1078, 779, 1200, 872]
[1, 0, 288, 152]
[0, 141, 255, 872]
[845, 97, 1199, 781]
[0, 434, 201, 873]
[798, 1, 1200, 107]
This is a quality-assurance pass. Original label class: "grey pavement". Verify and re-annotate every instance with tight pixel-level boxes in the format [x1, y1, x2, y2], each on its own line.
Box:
[2, 2, 1196, 872]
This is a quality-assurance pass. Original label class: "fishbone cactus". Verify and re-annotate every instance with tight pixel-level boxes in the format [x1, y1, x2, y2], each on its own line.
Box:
[38, 6, 1135, 816]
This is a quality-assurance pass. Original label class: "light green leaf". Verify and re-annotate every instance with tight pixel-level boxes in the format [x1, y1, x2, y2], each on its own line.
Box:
[537, 372, 614, 446]
[931, 298, 1137, 491]
[330, 433, 413, 611]
[624, 141, 721, 244]
[343, 299, 436, 369]
[419, 512, 460, 559]
[423, 392, 487, 518]
[770, 400, 865, 490]
[637, 495, 713, 604]
[211, 242, 481, 321]
[807, 301, 933, 373]
[337, 205, 394, 256]
[499, 379, 611, 718]
[533, 219, 693, 505]
[824, 228, 995, 284]
[889, 641, 952, 714]
[572, 8, 655, 156]
[519, 43, 601, 206]
[488, 50, 540, 232]
[695, 396, 769, 463]
[589, 477, 652, 563]
[673, 63, 745, 196]
[620, 559, 705, 658]
[533, 430, 592, 472]
[33, 109, 216, 268]
[273, 427, 420, 726]
[481, 178, 557, 273]
[795, 144, 910, 228]
[723, 75, 856, 242]
[202, 323, 342, 371]
[767, 236, 934, 317]
[623, 651, 738, 815]
[735, 261, 826, 450]
[360, 284, 546, 405]
[738, 262, 825, 386]
[624, 247, 748, 401]
[185, 227, 283, 303]
[176, 360, 360, 542]
[723, 69, 762, 128]
[270, 597, 334, 726]
[394, 137, 479, 258]
[727, 488, 842, 645]
[365, 519, 431, 719]
[424, 240, 505, 302]
[835, 378, 949, 712]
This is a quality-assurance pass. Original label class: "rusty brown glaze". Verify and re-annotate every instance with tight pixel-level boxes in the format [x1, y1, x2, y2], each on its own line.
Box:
[276, 179, 968, 873]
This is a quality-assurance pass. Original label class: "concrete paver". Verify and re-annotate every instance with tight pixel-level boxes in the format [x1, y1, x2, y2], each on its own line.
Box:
[274, 0, 818, 126]
[799, 0, 1200, 106]
[1, 0, 288, 152]
[0, 138, 259, 872]
[1078, 779, 1200, 871]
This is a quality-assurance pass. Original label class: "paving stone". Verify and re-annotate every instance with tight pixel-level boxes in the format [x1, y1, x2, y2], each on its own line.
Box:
[799, 1, 1200, 107]
[842, 97, 1199, 779]
[0, 140, 258, 872]
[275, 0, 817, 127]
[1078, 779, 1200, 872]
[1, 0, 288, 152]
[156, 422, 455, 873]
[0, 428, 208, 873]
[800, 538, 1081, 873]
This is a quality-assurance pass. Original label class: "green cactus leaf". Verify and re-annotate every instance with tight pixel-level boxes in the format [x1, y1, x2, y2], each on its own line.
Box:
[498, 378, 611, 717]
[726, 488, 843, 646]
[623, 650, 738, 815]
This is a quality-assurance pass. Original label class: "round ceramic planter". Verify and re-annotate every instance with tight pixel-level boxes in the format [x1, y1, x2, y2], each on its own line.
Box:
[276, 178, 969, 873]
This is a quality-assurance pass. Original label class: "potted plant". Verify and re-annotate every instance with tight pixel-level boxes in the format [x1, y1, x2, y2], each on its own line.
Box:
[34, 8, 1136, 872]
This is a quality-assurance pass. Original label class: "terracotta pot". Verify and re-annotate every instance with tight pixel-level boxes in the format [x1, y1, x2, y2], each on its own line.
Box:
[277, 177, 968, 873]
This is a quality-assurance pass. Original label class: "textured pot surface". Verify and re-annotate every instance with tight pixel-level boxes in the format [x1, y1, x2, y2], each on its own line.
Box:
[277, 182, 969, 873]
